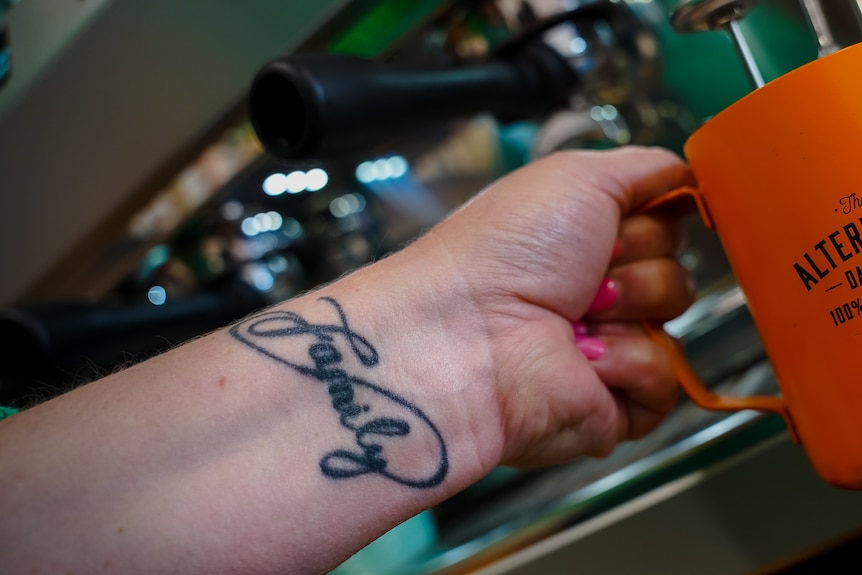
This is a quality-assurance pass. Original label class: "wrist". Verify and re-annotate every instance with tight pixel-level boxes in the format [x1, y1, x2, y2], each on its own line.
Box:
[304, 240, 505, 490]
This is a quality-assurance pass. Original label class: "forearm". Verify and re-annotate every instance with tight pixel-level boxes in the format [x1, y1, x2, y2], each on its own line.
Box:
[0, 243, 500, 574]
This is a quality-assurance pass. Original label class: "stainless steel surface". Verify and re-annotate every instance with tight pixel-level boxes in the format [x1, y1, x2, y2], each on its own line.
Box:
[725, 18, 765, 88]
[798, 0, 840, 56]
[468, 430, 862, 575]
[416, 393, 788, 573]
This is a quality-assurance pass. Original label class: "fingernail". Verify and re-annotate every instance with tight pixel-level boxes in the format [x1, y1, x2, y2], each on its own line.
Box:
[572, 321, 588, 336]
[588, 277, 618, 313]
[611, 239, 622, 260]
[575, 335, 608, 360]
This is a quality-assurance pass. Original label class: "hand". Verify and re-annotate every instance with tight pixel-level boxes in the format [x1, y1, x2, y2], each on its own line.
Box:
[425, 146, 696, 468]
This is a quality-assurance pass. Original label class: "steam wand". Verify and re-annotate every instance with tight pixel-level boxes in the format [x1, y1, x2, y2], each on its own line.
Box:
[671, 0, 765, 89]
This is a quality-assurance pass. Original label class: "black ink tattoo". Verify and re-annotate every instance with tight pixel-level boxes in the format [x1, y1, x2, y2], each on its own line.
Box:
[229, 297, 448, 488]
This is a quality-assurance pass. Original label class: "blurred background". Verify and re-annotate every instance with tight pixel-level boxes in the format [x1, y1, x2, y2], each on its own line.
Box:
[3, 1, 862, 573]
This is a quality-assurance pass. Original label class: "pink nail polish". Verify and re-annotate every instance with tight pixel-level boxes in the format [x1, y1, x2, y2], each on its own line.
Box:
[588, 277, 618, 313]
[575, 336, 608, 360]
[572, 321, 588, 336]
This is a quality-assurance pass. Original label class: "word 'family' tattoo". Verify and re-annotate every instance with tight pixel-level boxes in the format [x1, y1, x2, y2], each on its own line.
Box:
[229, 297, 448, 488]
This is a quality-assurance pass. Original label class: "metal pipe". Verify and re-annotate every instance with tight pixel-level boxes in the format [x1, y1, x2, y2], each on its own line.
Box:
[724, 19, 765, 88]
[798, 0, 840, 56]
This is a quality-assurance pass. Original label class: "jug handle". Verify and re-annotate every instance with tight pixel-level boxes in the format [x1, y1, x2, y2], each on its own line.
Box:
[638, 186, 800, 443]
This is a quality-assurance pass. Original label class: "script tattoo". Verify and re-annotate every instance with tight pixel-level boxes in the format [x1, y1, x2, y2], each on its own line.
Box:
[229, 297, 448, 488]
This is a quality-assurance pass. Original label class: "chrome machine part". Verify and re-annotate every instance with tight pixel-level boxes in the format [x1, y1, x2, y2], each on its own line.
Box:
[670, 0, 765, 89]
[798, 0, 839, 56]
[526, 1, 697, 157]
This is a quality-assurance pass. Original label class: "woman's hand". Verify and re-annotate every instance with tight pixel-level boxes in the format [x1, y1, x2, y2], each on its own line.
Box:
[422, 145, 696, 468]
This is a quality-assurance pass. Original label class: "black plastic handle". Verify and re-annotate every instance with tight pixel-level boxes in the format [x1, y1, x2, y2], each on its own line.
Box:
[248, 43, 577, 160]
[0, 281, 266, 404]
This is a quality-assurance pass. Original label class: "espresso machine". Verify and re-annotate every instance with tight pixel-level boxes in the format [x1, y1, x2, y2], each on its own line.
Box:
[4, 1, 862, 572]
[0, 0, 822, 405]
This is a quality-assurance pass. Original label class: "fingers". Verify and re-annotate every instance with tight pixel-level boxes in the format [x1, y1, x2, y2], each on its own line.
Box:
[614, 213, 681, 265]
[586, 210, 695, 323]
[587, 324, 681, 441]
[575, 210, 691, 443]
[592, 259, 696, 322]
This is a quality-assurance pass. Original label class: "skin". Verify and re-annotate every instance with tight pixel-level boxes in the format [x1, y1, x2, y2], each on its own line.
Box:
[0, 146, 696, 574]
